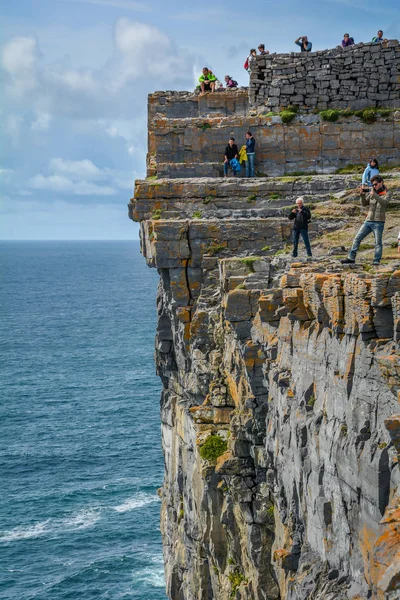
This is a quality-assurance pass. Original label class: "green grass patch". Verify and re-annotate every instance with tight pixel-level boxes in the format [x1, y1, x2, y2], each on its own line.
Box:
[280, 110, 297, 124]
[261, 245, 270, 251]
[240, 256, 259, 271]
[264, 111, 278, 117]
[354, 108, 377, 124]
[236, 283, 246, 289]
[197, 122, 212, 130]
[199, 435, 227, 461]
[335, 163, 364, 175]
[286, 104, 299, 113]
[247, 194, 257, 202]
[320, 109, 341, 122]
[269, 193, 281, 200]
[228, 569, 247, 599]
[151, 209, 163, 220]
[378, 442, 387, 449]
[192, 211, 202, 219]
[207, 243, 225, 256]
[307, 395, 316, 407]
[146, 175, 158, 180]
[202, 195, 214, 204]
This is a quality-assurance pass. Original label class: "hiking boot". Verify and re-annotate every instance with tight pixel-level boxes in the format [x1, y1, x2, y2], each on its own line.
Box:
[341, 258, 355, 264]
[372, 261, 380, 266]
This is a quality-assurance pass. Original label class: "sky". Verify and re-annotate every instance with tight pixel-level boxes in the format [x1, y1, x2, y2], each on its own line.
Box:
[0, 0, 399, 240]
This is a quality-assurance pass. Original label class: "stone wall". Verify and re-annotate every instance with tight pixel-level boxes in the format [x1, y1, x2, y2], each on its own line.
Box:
[147, 103, 400, 177]
[249, 41, 400, 110]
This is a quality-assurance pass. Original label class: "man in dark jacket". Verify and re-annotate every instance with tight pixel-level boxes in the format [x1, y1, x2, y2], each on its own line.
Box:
[224, 138, 239, 177]
[289, 197, 312, 258]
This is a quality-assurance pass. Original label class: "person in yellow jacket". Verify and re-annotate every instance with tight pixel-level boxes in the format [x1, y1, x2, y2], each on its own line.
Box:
[238, 146, 248, 164]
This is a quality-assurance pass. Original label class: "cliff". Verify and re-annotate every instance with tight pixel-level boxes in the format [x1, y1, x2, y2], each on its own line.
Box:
[130, 49, 400, 600]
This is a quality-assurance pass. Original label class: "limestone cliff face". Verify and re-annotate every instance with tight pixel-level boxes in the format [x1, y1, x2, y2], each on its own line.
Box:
[131, 67, 400, 599]
[130, 175, 400, 600]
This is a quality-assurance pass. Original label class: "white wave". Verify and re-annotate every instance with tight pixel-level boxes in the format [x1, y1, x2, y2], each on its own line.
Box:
[113, 492, 159, 514]
[133, 566, 166, 588]
[0, 521, 50, 543]
[0, 508, 100, 544]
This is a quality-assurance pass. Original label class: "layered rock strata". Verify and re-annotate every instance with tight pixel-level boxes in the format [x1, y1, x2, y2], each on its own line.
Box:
[148, 92, 400, 177]
[130, 177, 400, 600]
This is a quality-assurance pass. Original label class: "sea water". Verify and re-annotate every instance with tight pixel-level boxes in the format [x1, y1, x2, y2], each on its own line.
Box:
[0, 241, 167, 600]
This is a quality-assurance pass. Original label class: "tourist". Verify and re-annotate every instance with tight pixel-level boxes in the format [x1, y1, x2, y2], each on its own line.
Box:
[258, 44, 269, 55]
[341, 33, 354, 47]
[224, 75, 238, 88]
[294, 36, 312, 52]
[341, 175, 392, 265]
[289, 197, 312, 259]
[244, 49, 257, 71]
[244, 132, 256, 178]
[224, 138, 239, 177]
[372, 30, 388, 43]
[361, 158, 379, 193]
[198, 68, 217, 94]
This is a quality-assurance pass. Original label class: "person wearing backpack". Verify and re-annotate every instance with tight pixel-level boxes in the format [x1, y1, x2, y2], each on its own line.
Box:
[244, 49, 256, 72]
[289, 197, 312, 259]
[224, 75, 238, 88]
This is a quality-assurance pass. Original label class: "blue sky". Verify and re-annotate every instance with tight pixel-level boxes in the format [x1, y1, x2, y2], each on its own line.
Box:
[1, 0, 399, 240]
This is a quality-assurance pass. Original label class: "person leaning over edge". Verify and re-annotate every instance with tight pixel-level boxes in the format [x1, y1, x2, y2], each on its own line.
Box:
[258, 44, 269, 55]
[341, 33, 354, 47]
[341, 175, 392, 266]
[372, 30, 388, 43]
[294, 36, 312, 52]
[289, 197, 312, 259]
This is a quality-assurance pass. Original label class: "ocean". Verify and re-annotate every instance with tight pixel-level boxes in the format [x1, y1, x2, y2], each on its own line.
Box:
[0, 241, 167, 600]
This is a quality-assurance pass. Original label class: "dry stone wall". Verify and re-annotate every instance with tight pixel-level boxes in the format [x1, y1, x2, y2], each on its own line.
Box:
[250, 41, 400, 110]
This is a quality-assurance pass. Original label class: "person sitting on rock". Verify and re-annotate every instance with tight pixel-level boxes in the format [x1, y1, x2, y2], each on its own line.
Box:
[372, 30, 388, 43]
[224, 75, 238, 88]
[341, 175, 392, 266]
[244, 49, 257, 71]
[289, 197, 312, 259]
[258, 44, 269, 55]
[198, 67, 217, 94]
[294, 36, 312, 52]
[361, 158, 379, 194]
[341, 33, 354, 47]
[224, 138, 239, 177]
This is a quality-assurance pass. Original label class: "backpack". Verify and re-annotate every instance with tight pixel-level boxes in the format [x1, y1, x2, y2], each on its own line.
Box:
[231, 80, 238, 87]
[244, 58, 249, 70]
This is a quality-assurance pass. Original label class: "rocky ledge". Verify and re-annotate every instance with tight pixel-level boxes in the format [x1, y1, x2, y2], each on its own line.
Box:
[130, 172, 400, 599]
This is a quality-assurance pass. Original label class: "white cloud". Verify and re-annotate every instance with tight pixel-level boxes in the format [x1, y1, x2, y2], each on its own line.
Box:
[0, 20, 195, 120]
[28, 174, 117, 195]
[49, 158, 103, 180]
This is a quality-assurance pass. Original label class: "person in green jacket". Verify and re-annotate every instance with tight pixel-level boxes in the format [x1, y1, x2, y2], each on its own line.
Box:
[198, 67, 217, 94]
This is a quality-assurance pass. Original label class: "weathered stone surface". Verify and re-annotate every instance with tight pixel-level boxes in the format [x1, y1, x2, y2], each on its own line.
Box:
[131, 65, 400, 600]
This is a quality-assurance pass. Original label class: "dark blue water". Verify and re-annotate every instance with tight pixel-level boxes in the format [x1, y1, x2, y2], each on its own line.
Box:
[0, 241, 167, 600]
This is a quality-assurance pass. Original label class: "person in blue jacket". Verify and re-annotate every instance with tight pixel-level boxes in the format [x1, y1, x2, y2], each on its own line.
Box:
[361, 158, 379, 191]
[245, 132, 256, 177]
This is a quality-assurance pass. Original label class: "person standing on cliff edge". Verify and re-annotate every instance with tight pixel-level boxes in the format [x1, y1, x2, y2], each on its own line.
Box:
[294, 36, 312, 52]
[244, 132, 256, 178]
[341, 175, 391, 266]
[289, 197, 312, 259]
